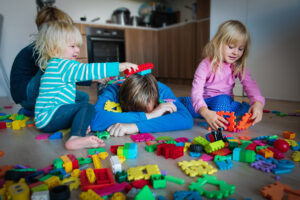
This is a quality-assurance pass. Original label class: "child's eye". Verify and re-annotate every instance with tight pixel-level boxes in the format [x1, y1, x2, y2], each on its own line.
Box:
[228, 45, 234, 49]
[239, 48, 245, 51]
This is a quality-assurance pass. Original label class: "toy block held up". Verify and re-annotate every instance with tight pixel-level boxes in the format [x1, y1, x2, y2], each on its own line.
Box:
[124, 63, 154, 76]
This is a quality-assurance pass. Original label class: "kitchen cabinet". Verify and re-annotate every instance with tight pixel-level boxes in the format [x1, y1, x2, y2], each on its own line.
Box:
[74, 23, 88, 61]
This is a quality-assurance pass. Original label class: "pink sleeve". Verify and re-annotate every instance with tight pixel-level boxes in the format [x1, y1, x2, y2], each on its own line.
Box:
[239, 67, 265, 106]
[191, 59, 210, 113]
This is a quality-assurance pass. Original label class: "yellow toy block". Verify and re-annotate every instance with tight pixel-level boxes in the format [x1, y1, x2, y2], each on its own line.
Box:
[117, 146, 124, 157]
[86, 168, 96, 184]
[61, 177, 81, 191]
[60, 155, 73, 173]
[43, 176, 61, 189]
[258, 148, 274, 158]
[292, 151, 300, 162]
[111, 192, 126, 200]
[285, 139, 298, 147]
[92, 155, 102, 169]
[6, 122, 12, 128]
[184, 142, 191, 152]
[80, 189, 104, 200]
[104, 100, 122, 112]
[7, 179, 30, 200]
[98, 152, 108, 160]
[127, 164, 160, 181]
[12, 121, 21, 130]
[0, 187, 6, 200]
[178, 160, 217, 177]
[193, 136, 210, 146]
[118, 156, 126, 164]
[71, 169, 81, 178]
[283, 131, 296, 140]
[19, 120, 26, 128]
[9, 114, 17, 120]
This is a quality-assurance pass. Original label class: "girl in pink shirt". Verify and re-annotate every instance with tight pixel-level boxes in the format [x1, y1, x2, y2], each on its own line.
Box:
[187, 20, 264, 130]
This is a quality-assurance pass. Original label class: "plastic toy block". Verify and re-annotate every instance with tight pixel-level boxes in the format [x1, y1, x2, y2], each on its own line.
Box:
[67, 154, 79, 169]
[110, 156, 122, 174]
[86, 168, 96, 183]
[127, 165, 160, 181]
[174, 190, 202, 200]
[7, 180, 30, 200]
[137, 68, 152, 75]
[155, 136, 174, 142]
[117, 146, 124, 157]
[130, 133, 155, 142]
[0, 114, 11, 121]
[115, 170, 128, 183]
[0, 122, 6, 129]
[130, 179, 150, 189]
[145, 144, 157, 154]
[49, 131, 63, 140]
[80, 189, 104, 200]
[176, 142, 185, 147]
[104, 100, 122, 112]
[276, 159, 295, 169]
[217, 111, 237, 132]
[128, 143, 138, 159]
[134, 185, 155, 200]
[189, 144, 203, 153]
[111, 192, 126, 200]
[285, 139, 298, 147]
[175, 137, 190, 143]
[157, 143, 184, 159]
[190, 152, 201, 157]
[96, 131, 110, 140]
[200, 153, 213, 161]
[92, 155, 102, 169]
[204, 140, 225, 153]
[31, 190, 50, 200]
[165, 175, 185, 185]
[110, 145, 122, 154]
[282, 131, 296, 139]
[157, 195, 167, 200]
[251, 160, 276, 173]
[124, 63, 154, 76]
[80, 168, 115, 191]
[258, 148, 274, 158]
[215, 159, 233, 170]
[291, 142, 300, 151]
[98, 152, 108, 160]
[211, 148, 232, 157]
[151, 174, 167, 189]
[12, 120, 21, 130]
[238, 135, 252, 140]
[30, 182, 49, 193]
[0, 150, 4, 158]
[61, 177, 80, 191]
[93, 182, 127, 197]
[239, 149, 256, 163]
[71, 169, 81, 178]
[178, 160, 217, 177]
[231, 148, 240, 161]
[189, 175, 235, 199]
[184, 142, 191, 152]
[292, 151, 300, 162]
[49, 168, 66, 180]
[35, 134, 50, 140]
[78, 157, 92, 165]
[43, 176, 61, 189]
[245, 143, 257, 151]
[88, 148, 105, 155]
[236, 113, 253, 130]
[118, 156, 126, 164]
[193, 136, 210, 146]
[0, 165, 14, 178]
[261, 182, 286, 200]
[60, 155, 72, 173]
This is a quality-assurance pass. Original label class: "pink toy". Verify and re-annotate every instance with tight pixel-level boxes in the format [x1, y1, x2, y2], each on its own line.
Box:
[130, 133, 155, 142]
[200, 154, 213, 161]
[175, 137, 190, 143]
[93, 182, 127, 197]
[35, 134, 50, 140]
[274, 139, 290, 153]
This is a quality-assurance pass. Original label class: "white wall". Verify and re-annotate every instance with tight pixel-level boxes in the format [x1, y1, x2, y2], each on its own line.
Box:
[211, 0, 300, 101]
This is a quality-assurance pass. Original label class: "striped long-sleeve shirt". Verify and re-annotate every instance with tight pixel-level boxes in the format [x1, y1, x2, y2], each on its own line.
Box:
[35, 58, 119, 128]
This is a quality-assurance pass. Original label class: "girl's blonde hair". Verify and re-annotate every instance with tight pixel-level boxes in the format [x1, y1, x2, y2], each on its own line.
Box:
[203, 20, 250, 77]
[34, 21, 82, 70]
[120, 74, 159, 112]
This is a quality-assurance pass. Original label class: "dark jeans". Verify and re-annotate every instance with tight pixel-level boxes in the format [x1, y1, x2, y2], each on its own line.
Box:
[20, 70, 43, 111]
[41, 90, 93, 137]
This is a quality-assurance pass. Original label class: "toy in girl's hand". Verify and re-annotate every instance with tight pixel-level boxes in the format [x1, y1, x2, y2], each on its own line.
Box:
[107, 76, 125, 85]
[124, 63, 154, 76]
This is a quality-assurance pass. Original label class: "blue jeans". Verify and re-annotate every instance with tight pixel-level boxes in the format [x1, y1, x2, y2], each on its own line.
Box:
[178, 95, 250, 118]
[40, 90, 92, 137]
[20, 70, 43, 111]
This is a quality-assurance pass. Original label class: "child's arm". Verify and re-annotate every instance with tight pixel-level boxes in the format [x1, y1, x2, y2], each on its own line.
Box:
[199, 106, 228, 130]
[248, 101, 263, 125]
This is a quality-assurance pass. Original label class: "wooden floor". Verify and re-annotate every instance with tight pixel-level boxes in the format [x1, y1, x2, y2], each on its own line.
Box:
[0, 84, 300, 200]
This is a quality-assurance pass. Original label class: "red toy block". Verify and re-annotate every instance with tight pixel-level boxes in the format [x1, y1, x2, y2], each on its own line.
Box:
[35, 134, 50, 140]
[80, 168, 115, 191]
[245, 143, 257, 151]
[124, 63, 153, 76]
[211, 148, 232, 157]
[93, 182, 127, 197]
[110, 145, 123, 155]
[174, 137, 190, 143]
[131, 179, 151, 189]
[157, 143, 184, 159]
[67, 154, 79, 169]
[0, 121, 6, 129]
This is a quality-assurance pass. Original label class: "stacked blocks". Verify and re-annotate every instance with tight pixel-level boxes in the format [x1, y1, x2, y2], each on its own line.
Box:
[216, 111, 253, 132]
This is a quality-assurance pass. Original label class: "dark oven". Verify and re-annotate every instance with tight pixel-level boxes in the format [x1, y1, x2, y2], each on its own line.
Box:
[86, 27, 125, 63]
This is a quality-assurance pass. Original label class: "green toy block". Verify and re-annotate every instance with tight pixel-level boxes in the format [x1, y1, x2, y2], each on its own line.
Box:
[15, 114, 25, 120]
[151, 174, 167, 189]
[193, 136, 210, 146]
[204, 140, 225, 153]
[134, 185, 155, 200]
[38, 174, 53, 182]
[239, 149, 256, 163]
[228, 141, 239, 150]
[96, 131, 110, 140]
[256, 146, 268, 151]
[145, 143, 158, 152]
[88, 148, 105, 155]
[123, 143, 130, 158]
[155, 136, 174, 141]
[12, 168, 37, 172]
[115, 170, 128, 183]
[165, 175, 185, 185]
[31, 183, 49, 193]
[53, 158, 63, 169]
[0, 114, 12, 121]
[78, 157, 92, 165]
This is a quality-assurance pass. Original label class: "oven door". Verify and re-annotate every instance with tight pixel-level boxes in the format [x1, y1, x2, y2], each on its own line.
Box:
[87, 37, 125, 63]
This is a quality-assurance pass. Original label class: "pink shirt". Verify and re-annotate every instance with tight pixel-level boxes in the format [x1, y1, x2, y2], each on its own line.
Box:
[191, 58, 265, 113]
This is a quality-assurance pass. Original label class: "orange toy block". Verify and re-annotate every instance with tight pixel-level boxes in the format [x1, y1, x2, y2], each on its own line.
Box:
[258, 148, 274, 158]
[261, 182, 300, 200]
[283, 131, 296, 140]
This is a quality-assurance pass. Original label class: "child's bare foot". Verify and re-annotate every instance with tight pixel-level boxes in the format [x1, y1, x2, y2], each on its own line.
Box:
[86, 126, 91, 135]
[65, 136, 105, 150]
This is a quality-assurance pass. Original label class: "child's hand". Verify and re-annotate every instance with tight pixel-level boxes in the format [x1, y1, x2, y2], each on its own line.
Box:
[119, 62, 138, 73]
[107, 123, 139, 137]
[146, 102, 177, 120]
[199, 107, 228, 130]
[248, 101, 263, 125]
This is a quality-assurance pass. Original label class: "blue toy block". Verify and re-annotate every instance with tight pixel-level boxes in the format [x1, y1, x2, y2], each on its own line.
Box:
[174, 190, 202, 200]
[291, 142, 300, 151]
[216, 159, 233, 170]
[18, 108, 34, 117]
[157, 195, 167, 200]
[176, 142, 185, 147]
[137, 69, 151, 75]
[276, 160, 295, 169]
[272, 167, 292, 174]
[49, 131, 63, 139]
[128, 143, 137, 159]
[232, 148, 241, 161]
[190, 152, 201, 157]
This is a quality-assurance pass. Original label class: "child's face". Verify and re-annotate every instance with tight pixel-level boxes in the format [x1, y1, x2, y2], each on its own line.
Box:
[145, 99, 156, 113]
[222, 42, 245, 64]
[63, 41, 80, 60]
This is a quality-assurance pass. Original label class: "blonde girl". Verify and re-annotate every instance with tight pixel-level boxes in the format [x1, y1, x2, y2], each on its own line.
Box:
[188, 20, 264, 130]
[34, 21, 137, 150]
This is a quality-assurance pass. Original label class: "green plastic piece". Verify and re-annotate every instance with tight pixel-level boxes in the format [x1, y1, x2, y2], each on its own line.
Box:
[165, 175, 185, 185]
[78, 157, 92, 165]
[214, 155, 231, 162]
[151, 174, 167, 189]
[256, 146, 269, 151]
[31, 183, 49, 193]
[96, 131, 110, 140]
[164, 140, 177, 144]
[38, 174, 53, 182]
[239, 149, 256, 163]
[15, 114, 25, 120]
[123, 143, 130, 158]
[145, 143, 158, 152]
[12, 168, 37, 172]
[0, 114, 11, 121]
[155, 136, 174, 141]
[115, 170, 128, 183]
[268, 135, 278, 140]
[53, 158, 63, 169]
[276, 112, 288, 117]
[134, 185, 155, 200]
[193, 136, 210, 146]
[188, 174, 235, 199]
[88, 148, 105, 155]
[228, 141, 239, 150]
